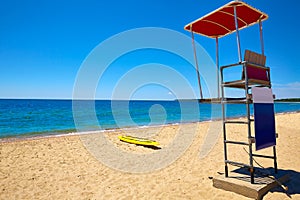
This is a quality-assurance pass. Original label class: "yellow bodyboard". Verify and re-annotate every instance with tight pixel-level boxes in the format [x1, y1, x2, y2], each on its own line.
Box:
[118, 135, 159, 146]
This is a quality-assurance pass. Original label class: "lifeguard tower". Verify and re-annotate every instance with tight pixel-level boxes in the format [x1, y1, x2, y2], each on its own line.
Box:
[184, 1, 289, 198]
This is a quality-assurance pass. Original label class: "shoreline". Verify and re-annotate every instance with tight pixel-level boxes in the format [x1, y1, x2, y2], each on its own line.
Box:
[1, 110, 299, 143]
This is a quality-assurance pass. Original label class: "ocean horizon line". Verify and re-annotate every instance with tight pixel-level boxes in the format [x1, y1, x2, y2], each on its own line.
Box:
[1, 98, 299, 102]
[0, 98, 181, 101]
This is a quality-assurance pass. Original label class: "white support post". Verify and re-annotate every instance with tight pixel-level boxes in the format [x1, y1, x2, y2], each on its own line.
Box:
[190, 26, 203, 100]
[233, 5, 242, 62]
[216, 37, 220, 99]
[259, 20, 265, 55]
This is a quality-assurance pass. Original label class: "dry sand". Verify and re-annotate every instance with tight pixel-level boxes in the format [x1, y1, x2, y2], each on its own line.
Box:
[0, 112, 299, 199]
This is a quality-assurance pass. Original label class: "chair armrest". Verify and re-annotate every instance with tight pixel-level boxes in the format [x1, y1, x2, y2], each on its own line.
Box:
[220, 61, 245, 71]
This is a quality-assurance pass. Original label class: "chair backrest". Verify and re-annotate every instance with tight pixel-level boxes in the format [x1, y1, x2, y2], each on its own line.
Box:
[242, 50, 269, 81]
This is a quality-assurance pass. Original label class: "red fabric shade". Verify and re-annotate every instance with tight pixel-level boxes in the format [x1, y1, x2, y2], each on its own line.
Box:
[184, 1, 268, 38]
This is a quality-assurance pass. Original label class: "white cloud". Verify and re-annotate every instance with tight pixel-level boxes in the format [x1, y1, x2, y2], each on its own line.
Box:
[272, 82, 300, 99]
[273, 82, 300, 88]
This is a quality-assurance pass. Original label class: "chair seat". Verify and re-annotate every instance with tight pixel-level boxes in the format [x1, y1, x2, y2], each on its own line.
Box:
[223, 79, 271, 89]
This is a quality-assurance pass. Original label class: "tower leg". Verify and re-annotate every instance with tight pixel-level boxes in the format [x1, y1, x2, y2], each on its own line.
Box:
[225, 164, 228, 177]
[250, 167, 255, 184]
[273, 146, 278, 173]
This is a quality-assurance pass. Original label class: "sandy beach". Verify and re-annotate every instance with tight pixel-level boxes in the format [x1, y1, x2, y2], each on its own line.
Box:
[0, 112, 299, 199]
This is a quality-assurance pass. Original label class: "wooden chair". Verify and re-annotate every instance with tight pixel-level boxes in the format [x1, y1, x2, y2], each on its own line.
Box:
[242, 49, 269, 82]
[222, 50, 271, 89]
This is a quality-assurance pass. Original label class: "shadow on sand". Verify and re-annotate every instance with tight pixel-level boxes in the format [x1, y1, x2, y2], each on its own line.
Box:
[269, 169, 300, 198]
[136, 144, 162, 150]
[231, 167, 300, 199]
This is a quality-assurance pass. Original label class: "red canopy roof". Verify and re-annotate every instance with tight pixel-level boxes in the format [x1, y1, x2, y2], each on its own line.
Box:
[184, 1, 268, 38]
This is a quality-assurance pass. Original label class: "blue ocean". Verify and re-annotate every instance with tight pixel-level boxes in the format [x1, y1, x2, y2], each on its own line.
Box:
[0, 99, 299, 139]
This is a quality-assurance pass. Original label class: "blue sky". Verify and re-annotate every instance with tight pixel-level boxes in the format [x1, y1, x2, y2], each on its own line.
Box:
[0, 0, 299, 99]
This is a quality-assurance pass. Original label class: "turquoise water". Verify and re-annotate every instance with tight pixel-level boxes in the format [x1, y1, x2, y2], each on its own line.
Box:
[0, 99, 299, 138]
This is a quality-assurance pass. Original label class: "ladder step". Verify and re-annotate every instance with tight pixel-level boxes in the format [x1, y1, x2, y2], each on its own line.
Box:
[225, 160, 251, 168]
[252, 154, 275, 159]
[224, 118, 254, 124]
[224, 120, 249, 124]
[225, 140, 249, 145]
[222, 99, 248, 104]
[221, 94, 274, 101]
[221, 96, 253, 104]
